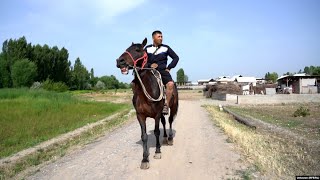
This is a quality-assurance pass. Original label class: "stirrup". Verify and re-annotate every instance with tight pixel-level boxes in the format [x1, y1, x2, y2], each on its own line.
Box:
[162, 104, 169, 115]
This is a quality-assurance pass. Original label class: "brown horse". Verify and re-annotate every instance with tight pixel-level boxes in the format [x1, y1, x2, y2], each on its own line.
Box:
[116, 38, 179, 169]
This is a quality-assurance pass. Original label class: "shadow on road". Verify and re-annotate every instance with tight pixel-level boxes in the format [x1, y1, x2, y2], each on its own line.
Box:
[135, 128, 177, 148]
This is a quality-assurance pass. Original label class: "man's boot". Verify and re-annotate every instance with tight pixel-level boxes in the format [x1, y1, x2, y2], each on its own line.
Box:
[162, 103, 168, 114]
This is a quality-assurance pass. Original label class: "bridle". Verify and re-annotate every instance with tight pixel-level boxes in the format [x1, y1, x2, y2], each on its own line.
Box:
[122, 50, 164, 101]
[124, 51, 148, 69]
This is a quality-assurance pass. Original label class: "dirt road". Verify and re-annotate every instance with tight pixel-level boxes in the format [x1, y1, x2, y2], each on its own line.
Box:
[28, 100, 248, 180]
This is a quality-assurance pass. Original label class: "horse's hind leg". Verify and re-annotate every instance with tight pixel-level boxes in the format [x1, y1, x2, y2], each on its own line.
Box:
[168, 86, 178, 146]
[138, 115, 149, 169]
[161, 115, 168, 145]
[154, 115, 162, 159]
[168, 115, 174, 146]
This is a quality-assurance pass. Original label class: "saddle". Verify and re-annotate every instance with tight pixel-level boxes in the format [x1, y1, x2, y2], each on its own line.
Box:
[151, 69, 166, 98]
[151, 69, 169, 114]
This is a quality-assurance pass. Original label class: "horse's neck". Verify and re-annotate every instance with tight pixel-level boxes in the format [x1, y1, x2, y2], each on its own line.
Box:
[134, 70, 156, 86]
[134, 70, 160, 95]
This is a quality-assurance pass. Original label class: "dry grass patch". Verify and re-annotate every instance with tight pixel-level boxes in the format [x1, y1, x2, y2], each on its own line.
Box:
[178, 89, 204, 101]
[75, 89, 133, 104]
[227, 103, 320, 140]
[204, 105, 319, 179]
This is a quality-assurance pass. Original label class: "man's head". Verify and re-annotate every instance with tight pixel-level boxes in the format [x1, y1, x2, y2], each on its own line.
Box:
[152, 30, 162, 47]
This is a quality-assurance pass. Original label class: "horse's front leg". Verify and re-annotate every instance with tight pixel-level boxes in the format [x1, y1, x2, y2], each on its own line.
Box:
[138, 114, 149, 169]
[154, 114, 162, 159]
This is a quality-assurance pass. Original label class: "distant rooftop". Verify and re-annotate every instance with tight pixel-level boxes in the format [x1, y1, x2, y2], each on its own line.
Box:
[277, 73, 320, 81]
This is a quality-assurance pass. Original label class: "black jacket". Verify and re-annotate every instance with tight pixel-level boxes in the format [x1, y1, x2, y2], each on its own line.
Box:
[144, 44, 179, 71]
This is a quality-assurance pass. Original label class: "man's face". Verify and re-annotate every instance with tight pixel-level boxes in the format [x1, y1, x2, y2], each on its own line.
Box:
[153, 33, 163, 46]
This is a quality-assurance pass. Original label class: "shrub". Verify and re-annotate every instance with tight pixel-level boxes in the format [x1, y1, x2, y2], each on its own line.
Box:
[95, 81, 105, 90]
[85, 83, 92, 90]
[42, 79, 69, 92]
[30, 82, 42, 89]
[11, 59, 37, 87]
[293, 106, 310, 117]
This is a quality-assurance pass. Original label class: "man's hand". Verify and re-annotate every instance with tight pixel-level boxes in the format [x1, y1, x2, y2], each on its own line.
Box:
[165, 69, 170, 72]
[151, 63, 158, 69]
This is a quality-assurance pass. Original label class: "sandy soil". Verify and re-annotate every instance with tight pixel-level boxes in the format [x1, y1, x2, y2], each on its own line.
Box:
[27, 99, 249, 180]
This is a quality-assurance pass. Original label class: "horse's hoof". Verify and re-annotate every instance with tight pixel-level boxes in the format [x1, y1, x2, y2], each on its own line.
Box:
[162, 138, 168, 145]
[168, 140, 173, 146]
[140, 162, 150, 169]
[154, 153, 161, 159]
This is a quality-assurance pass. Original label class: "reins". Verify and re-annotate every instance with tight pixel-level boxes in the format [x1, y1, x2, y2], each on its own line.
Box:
[134, 67, 164, 101]
[124, 50, 164, 102]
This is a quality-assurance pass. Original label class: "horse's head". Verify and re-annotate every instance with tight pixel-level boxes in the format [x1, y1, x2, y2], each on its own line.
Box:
[116, 38, 147, 75]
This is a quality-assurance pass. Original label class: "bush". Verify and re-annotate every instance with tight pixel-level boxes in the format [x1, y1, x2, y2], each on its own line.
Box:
[11, 59, 37, 87]
[293, 106, 310, 117]
[95, 81, 105, 90]
[42, 79, 69, 92]
[30, 82, 42, 89]
[85, 83, 92, 90]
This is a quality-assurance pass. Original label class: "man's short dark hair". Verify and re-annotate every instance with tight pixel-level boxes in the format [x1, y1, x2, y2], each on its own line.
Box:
[152, 30, 162, 36]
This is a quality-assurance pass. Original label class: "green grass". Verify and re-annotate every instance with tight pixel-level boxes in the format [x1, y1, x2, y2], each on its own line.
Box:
[226, 104, 320, 140]
[0, 88, 131, 158]
[0, 109, 134, 179]
[69, 88, 131, 95]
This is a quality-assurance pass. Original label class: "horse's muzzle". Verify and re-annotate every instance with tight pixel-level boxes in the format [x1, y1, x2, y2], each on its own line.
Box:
[116, 58, 126, 68]
[116, 58, 129, 75]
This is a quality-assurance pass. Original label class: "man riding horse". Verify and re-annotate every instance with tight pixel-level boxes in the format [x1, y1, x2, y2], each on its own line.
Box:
[143, 30, 179, 114]
[116, 35, 179, 169]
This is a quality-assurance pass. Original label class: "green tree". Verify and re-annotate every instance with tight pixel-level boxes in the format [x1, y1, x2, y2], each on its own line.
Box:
[11, 59, 37, 87]
[89, 68, 98, 87]
[118, 82, 130, 89]
[304, 66, 310, 74]
[99, 75, 120, 89]
[0, 52, 11, 88]
[0, 37, 31, 87]
[4, 37, 29, 67]
[0, 36, 131, 90]
[304, 65, 320, 75]
[50, 47, 71, 83]
[71, 58, 90, 90]
[177, 68, 185, 84]
[283, 72, 294, 76]
[90, 68, 94, 80]
[32, 44, 51, 82]
[265, 72, 278, 83]
[314, 67, 320, 75]
[184, 75, 189, 83]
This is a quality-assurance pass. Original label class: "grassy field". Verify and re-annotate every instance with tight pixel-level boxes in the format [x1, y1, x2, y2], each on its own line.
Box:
[226, 103, 320, 140]
[0, 88, 131, 158]
[204, 104, 320, 178]
[75, 89, 133, 104]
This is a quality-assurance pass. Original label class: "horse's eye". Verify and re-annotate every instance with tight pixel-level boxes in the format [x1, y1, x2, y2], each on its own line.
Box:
[136, 48, 141, 52]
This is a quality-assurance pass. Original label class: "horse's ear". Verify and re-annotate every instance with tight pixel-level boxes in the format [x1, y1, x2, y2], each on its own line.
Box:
[132, 42, 134, 45]
[142, 38, 147, 47]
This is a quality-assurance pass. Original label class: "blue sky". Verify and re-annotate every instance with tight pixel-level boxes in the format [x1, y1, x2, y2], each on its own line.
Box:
[1, 0, 319, 83]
